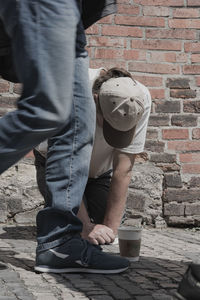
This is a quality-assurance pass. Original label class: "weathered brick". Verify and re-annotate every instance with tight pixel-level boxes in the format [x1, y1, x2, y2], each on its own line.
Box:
[97, 15, 113, 24]
[164, 189, 200, 203]
[146, 129, 158, 139]
[162, 129, 189, 140]
[149, 51, 176, 63]
[88, 36, 126, 48]
[115, 15, 165, 27]
[143, 6, 170, 17]
[176, 53, 189, 63]
[157, 163, 181, 172]
[129, 62, 180, 74]
[187, 0, 200, 6]
[134, 0, 184, 6]
[148, 115, 170, 126]
[166, 78, 190, 89]
[168, 141, 200, 151]
[183, 100, 200, 113]
[182, 164, 200, 174]
[146, 29, 196, 40]
[117, 0, 130, 3]
[133, 75, 163, 87]
[195, 76, 200, 86]
[149, 89, 165, 100]
[173, 8, 200, 18]
[191, 54, 200, 63]
[169, 19, 200, 29]
[131, 39, 182, 51]
[101, 25, 143, 37]
[117, 4, 140, 15]
[85, 25, 99, 35]
[90, 60, 126, 70]
[189, 177, 200, 188]
[185, 203, 200, 215]
[171, 114, 197, 127]
[149, 51, 177, 63]
[183, 65, 200, 74]
[150, 153, 176, 163]
[179, 153, 200, 163]
[164, 203, 184, 216]
[124, 50, 146, 61]
[155, 100, 180, 113]
[94, 49, 124, 59]
[192, 128, 200, 139]
[165, 173, 183, 188]
[170, 89, 196, 99]
[184, 42, 200, 53]
[145, 140, 165, 152]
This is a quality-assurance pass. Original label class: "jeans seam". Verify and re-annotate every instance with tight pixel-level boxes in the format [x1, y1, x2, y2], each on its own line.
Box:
[66, 98, 78, 210]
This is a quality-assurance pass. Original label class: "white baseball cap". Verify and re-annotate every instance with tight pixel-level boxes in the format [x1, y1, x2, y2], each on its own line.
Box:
[99, 77, 145, 148]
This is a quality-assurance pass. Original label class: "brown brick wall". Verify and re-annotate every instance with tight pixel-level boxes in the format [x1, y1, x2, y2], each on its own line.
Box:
[0, 1, 200, 226]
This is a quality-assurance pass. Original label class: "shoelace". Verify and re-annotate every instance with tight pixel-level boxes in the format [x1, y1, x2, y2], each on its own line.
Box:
[80, 239, 102, 266]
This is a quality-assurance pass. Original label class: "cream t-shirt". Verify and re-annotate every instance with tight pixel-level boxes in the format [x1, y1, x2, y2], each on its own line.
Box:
[36, 68, 151, 178]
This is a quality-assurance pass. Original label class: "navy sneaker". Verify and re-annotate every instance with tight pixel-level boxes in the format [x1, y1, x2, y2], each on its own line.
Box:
[174, 263, 200, 300]
[35, 236, 129, 274]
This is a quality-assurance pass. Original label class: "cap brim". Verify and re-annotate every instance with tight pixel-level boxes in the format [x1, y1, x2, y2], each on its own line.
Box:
[103, 119, 136, 148]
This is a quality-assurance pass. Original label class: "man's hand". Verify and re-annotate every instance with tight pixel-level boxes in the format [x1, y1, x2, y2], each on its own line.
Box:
[82, 224, 115, 245]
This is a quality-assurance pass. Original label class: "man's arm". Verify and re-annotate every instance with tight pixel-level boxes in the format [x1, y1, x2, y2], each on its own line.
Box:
[102, 151, 136, 235]
[78, 151, 136, 245]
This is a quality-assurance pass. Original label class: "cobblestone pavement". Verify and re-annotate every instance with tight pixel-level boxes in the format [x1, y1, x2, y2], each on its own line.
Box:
[0, 225, 199, 300]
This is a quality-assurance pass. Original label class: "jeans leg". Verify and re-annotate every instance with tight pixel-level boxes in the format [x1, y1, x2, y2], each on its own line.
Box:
[85, 172, 112, 224]
[33, 149, 46, 199]
[0, 0, 81, 173]
[36, 22, 96, 249]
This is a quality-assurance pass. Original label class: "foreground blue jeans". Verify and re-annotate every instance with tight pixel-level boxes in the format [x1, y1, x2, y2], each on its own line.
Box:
[0, 0, 95, 250]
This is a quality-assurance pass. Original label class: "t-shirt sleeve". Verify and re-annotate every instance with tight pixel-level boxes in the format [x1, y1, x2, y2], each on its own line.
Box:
[118, 85, 151, 155]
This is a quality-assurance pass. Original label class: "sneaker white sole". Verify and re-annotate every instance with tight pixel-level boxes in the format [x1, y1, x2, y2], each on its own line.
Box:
[34, 265, 128, 274]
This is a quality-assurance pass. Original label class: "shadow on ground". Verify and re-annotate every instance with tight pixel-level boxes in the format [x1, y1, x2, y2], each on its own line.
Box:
[0, 225, 188, 299]
[0, 225, 37, 240]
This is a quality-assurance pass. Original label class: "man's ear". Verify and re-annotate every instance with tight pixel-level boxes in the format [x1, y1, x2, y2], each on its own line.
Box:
[100, 68, 107, 76]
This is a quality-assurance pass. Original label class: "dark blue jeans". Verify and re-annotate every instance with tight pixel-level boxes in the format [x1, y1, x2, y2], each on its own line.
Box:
[0, 0, 96, 250]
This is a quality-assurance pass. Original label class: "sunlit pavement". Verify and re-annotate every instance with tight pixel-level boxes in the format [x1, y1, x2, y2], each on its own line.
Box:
[0, 225, 199, 300]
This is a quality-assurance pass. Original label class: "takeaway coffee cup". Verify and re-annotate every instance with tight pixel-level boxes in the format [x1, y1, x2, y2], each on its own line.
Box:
[118, 226, 142, 261]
